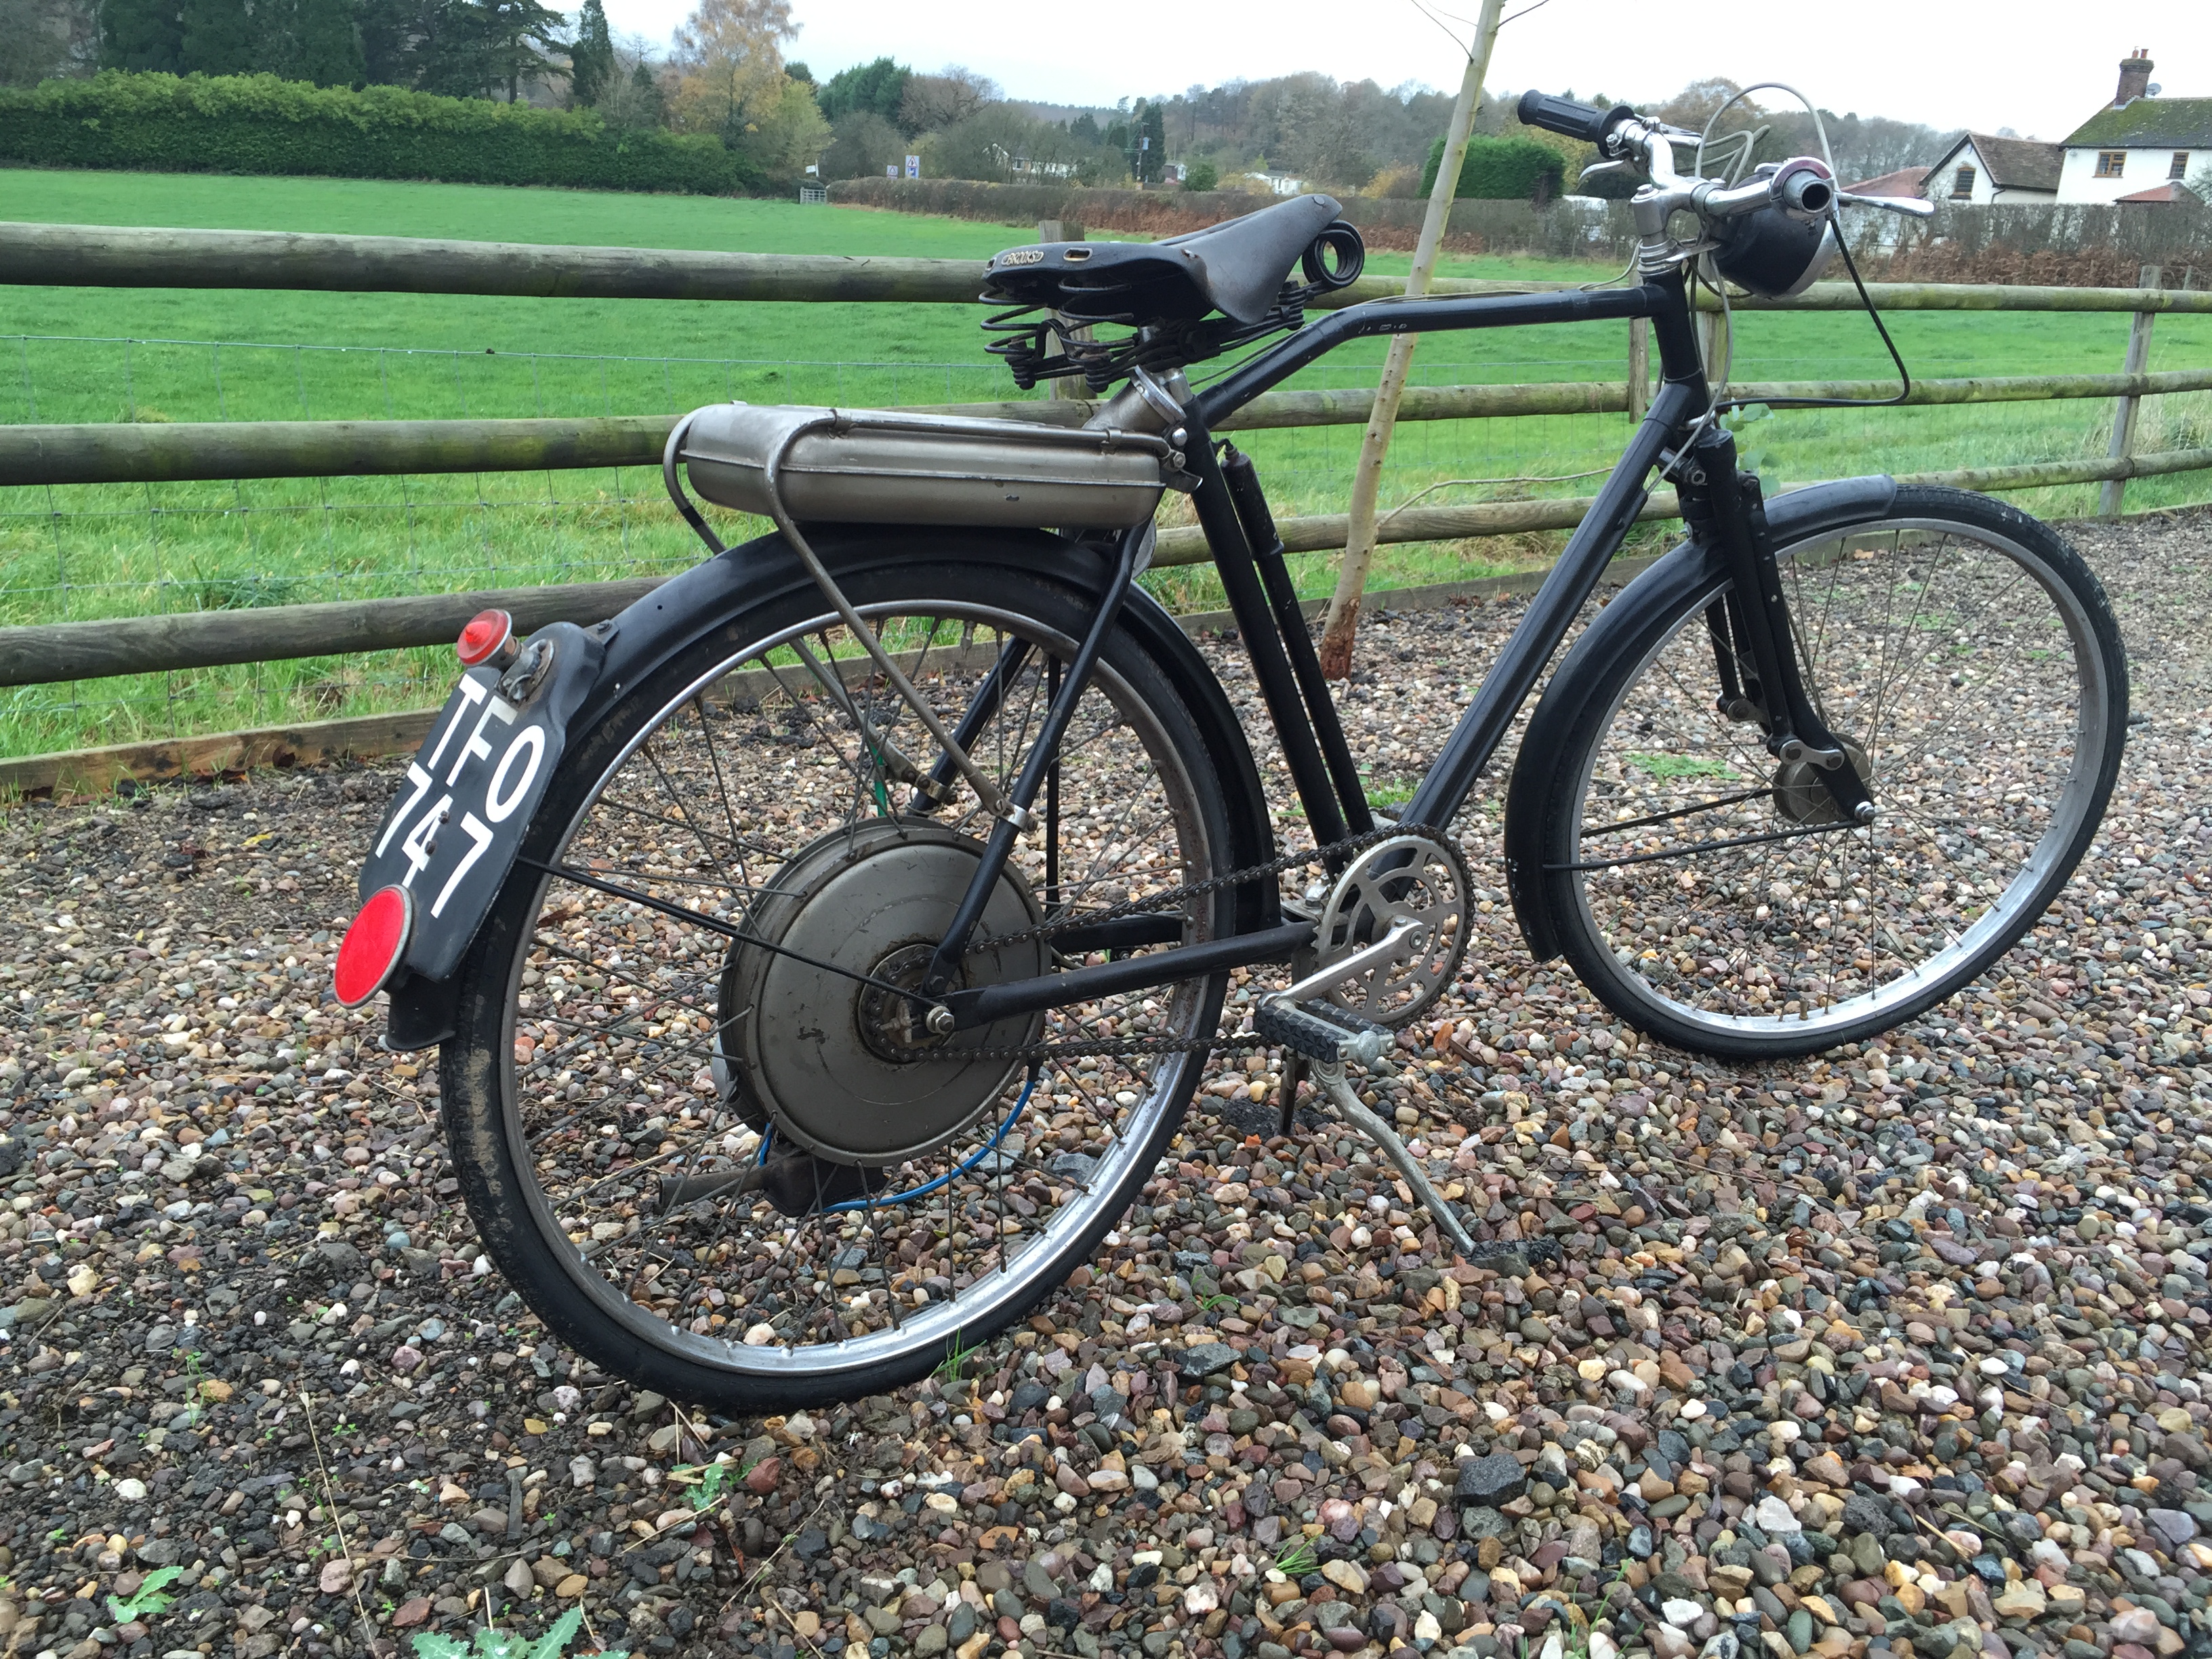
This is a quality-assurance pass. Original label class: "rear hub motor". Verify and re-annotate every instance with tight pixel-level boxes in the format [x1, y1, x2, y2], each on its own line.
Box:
[713, 818, 1046, 1167]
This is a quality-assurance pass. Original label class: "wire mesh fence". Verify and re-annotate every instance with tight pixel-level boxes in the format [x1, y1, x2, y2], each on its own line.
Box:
[4, 300, 2210, 762]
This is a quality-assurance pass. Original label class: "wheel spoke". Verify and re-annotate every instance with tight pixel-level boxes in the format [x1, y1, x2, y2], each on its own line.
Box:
[468, 591, 1225, 1387]
[1561, 514, 2117, 1039]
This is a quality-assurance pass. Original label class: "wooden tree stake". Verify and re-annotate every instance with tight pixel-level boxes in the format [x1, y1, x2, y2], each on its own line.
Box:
[1315, 0, 1507, 679]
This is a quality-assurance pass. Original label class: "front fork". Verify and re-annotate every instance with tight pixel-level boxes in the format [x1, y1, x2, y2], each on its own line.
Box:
[1678, 426, 1875, 825]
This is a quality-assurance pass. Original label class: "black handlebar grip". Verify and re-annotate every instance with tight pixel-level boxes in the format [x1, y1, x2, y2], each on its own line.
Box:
[1515, 89, 1635, 143]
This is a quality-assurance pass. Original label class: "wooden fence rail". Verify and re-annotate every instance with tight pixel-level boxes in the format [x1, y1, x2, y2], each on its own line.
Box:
[4, 219, 2212, 779]
[7, 366, 2212, 489]
[5, 444, 2209, 689]
[7, 220, 2212, 314]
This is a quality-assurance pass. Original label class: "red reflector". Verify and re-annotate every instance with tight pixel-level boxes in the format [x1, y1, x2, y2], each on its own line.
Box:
[333, 885, 414, 1008]
[456, 608, 514, 667]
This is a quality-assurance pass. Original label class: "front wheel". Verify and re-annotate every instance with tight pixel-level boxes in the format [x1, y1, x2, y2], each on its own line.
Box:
[1530, 486, 2127, 1058]
[438, 544, 1240, 1411]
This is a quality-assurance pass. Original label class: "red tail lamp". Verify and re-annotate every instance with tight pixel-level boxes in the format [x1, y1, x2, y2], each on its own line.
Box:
[456, 608, 516, 668]
[333, 885, 414, 1008]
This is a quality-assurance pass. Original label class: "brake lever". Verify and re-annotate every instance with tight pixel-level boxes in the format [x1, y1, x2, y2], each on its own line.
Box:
[1579, 159, 1637, 184]
[1835, 192, 1935, 219]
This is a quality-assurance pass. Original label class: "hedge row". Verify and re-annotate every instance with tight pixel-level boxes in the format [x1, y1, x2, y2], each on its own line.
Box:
[0, 73, 758, 195]
[1420, 135, 1567, 202]
[827, 176, 1637, 258]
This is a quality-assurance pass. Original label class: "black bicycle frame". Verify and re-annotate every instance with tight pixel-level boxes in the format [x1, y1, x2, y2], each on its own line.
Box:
[934, 264, 1831, 1032]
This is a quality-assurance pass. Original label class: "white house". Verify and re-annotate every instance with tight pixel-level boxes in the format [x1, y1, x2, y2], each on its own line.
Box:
[1919, 50, 2207, 207]
[2055, 51, 2210, 204]
[1917, 135, 2060, 205]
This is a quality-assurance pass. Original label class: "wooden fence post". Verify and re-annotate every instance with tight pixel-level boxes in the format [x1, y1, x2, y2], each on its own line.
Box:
[1039, 218, 1095, 403]
[1698, 310, 1727, 384]
[1627, 318, 1650, 422]
[2100, 263, 2162, 516]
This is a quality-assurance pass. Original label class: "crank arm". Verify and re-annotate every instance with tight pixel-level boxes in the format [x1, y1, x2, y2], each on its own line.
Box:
[1277, 915, 1423, 1004]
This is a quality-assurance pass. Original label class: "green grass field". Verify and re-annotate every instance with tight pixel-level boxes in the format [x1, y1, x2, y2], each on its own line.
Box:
[3, 167, 2209, 760]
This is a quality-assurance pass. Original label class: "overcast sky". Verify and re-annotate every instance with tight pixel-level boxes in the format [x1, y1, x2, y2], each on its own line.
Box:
[598, 0, 2207, 140]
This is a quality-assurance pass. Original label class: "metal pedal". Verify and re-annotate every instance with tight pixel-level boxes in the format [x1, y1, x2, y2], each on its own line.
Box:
[1253, 996, 1393, 1067]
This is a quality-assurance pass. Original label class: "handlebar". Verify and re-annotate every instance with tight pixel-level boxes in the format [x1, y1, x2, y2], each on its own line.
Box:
[1516, 87, 1938, 228]
[1515, 89, 1635, 144]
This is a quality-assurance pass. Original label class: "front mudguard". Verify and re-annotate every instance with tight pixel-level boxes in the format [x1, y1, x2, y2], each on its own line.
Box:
[383, 526, 1279, 1049]
[1500, 476, 1898, 962]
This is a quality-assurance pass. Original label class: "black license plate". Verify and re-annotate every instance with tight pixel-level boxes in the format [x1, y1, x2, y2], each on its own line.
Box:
[357, 617, 605, 981]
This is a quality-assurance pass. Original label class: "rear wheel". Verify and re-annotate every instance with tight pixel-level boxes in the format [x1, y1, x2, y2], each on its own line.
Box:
[1534, 487, 2127, 1057]
[439, 550, 1237, 1411]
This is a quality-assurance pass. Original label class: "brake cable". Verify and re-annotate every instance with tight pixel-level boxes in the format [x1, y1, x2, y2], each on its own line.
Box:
[1693, 81, 1915, 417]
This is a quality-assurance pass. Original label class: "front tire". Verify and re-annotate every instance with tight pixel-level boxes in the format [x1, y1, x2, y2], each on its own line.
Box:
[1530, 486, 2127, 1058]
[438, 546, 1240, 1410]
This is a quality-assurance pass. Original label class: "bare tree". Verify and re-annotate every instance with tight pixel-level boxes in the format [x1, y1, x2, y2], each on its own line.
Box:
[899, 64, 997, 134]
[821, 108, 902, 180]
[598, 33, 670, 130]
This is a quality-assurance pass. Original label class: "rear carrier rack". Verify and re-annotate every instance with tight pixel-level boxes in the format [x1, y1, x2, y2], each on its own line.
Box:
[669, 403, 1170, 533]
[657, 401, 1176, 831]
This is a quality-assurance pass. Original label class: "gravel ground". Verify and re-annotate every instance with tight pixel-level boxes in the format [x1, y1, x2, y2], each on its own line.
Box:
[1, 509, 2209, 1659]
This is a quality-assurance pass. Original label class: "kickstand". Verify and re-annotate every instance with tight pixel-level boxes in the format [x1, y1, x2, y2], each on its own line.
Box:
[1311, 1059, 1475, 1256]
[1277, 1054, 1307, 1138]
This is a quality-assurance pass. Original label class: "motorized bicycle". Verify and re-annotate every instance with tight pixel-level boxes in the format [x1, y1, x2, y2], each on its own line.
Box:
[331, 91, 2128, 1409]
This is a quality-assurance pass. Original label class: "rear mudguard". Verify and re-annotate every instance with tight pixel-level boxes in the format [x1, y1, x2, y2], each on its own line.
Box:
[1501, 475, 1898, 963]
[386, 525, 1276, 1049]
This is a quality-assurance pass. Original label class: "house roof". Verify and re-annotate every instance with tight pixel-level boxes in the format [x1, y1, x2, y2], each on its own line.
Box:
[2064, 96, 2212, 149]
[1845, 165, 1929, 197]
[2114, 182, 2202, 205]
[1968, 134, 2064, 190]
[1925, 132, 2062, 192]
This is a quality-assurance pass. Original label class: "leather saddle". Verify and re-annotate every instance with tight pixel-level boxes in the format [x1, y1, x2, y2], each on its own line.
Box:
[982, 193, 1345, 327]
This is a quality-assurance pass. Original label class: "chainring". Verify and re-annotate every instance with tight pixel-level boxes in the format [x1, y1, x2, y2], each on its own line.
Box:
[713, 817, 1046, 1166]
[1312, 831, 1473, 1027]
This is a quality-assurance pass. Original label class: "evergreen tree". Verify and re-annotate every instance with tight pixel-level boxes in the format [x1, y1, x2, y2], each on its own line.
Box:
[568, 0, 612, 105]
[817, 55, 905, 125]
[1137, 100, 1166, 184]
[272, 0, 365, 86]
[478, 0, 567, 101]
[407, 0, 495, 96]
[355, 0, 418, 87]
[179, 0, 256, 75]
[100, 0, 184, 70]
[621, 56, 662, 126]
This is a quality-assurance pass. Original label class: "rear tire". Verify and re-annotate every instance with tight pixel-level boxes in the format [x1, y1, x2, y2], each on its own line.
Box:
[438, 546, 1240, 1410]
[1530, 487, 2127, 1058]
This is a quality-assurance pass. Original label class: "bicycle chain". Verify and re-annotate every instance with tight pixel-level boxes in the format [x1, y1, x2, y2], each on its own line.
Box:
[955, 822, 1414, 1064]
[992, 821, 1408, 950]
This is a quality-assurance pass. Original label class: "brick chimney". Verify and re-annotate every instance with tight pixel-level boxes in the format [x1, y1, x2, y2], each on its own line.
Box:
[2116, 49, 2154, 108]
